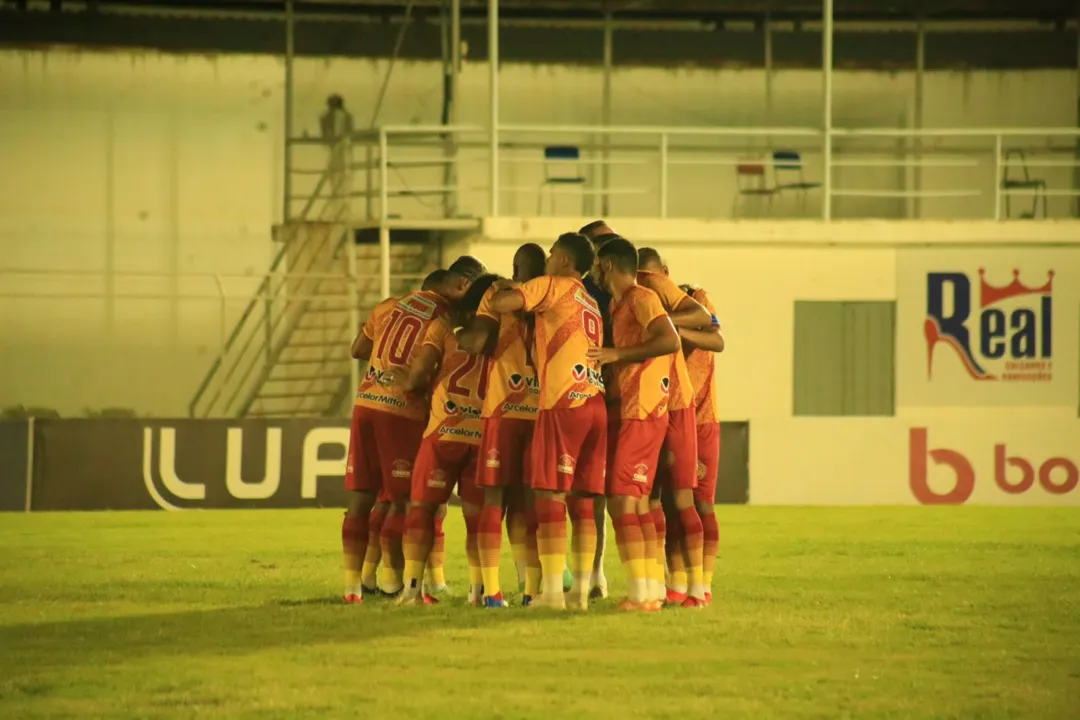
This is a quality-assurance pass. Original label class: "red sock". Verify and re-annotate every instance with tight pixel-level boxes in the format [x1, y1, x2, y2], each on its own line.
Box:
[567, 496, 596, 594]
[478, 504, 504, 597]
[379, 511, 406, 590]
[402, 504, 435, 595]
[701, 509, 719, 589]
[534, 497, 567, 595]
[361, 505, 387, 587]
[523, 506, 541, 596]
[429, 513, 446, 577]
[679, 506, 706, 598]
[342, 512, 368, 593]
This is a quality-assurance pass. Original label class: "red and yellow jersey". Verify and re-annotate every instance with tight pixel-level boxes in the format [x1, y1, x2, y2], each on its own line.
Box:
[514, 275, 605, 410]
[683, 285, 720, 425]
[636, 270, 695, 412]
[421, 318, 486, 445]
[355, 290, 450, 420]
[476, 286, 540, 421]
[609, 284, 671, 421]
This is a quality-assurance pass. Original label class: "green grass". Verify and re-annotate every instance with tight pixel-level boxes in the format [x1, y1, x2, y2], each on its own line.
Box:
[1, 508, 1078, 719]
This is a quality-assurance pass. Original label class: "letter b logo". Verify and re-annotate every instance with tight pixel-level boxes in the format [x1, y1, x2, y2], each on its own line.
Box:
[909, 427, 975, 505]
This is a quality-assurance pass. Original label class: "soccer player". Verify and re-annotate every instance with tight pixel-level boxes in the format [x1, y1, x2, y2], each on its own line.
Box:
[341, 266, 476, 604]
[587, 237, 680, 611]
[487, 232, 607, 610]
[578, 220, 618, 599]
[458, 243, 547, 608]
[394, 274, 501, 606]
[639, 248, 725, 604]
[624, 251, 712, 607]
[358, 269, 450, 596]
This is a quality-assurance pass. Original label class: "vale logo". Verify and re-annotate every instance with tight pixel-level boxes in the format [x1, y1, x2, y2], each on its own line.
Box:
[925, 268, 1054, 383]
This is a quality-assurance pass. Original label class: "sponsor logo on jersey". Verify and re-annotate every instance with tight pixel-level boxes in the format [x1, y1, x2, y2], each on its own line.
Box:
[661, 377, 670, 395]
[427, 468, 447, 489]
[400, 292, 440, 320]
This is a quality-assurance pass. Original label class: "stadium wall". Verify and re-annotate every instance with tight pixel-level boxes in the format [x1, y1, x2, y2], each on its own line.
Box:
[2, 47, 1078, 417]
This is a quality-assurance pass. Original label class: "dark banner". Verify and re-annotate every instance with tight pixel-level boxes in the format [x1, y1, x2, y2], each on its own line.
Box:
[32, 419, 350, 511]
[27, 418, 750, 511]
[0, 420, 30, 512]
[718, 421, 750, 505]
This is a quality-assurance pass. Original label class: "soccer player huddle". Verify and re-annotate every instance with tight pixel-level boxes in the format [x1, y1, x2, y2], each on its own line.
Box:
[341, 221, 725, 612]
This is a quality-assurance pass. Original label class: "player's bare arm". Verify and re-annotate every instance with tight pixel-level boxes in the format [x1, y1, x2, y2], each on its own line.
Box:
[351, 331, 374, 360]
[489, 286, 525, 314]
[392, 343, 441, 393]
[678, 325, 725, 353]
[666, 295, 712, 329]
[588, 315, 680, 365]
[458, 315, 499, 355]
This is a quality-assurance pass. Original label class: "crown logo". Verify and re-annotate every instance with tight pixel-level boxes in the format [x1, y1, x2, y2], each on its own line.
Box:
[978, 268, 1053, 309]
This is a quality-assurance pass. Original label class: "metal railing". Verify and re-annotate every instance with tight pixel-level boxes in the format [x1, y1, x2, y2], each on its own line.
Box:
[287, 124, 1080, 221]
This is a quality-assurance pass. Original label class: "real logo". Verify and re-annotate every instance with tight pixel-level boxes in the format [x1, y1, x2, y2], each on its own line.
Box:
[485, 448, 501, 469]
[571, 364, 587, 382]
[508, 373, 526, 391]
[557, 454, 575, 474]
[696, 461, 707, 480]
[925, 268, 1053, 382]
[391, 459, 412, 478]
[632, 463, 649, 483]
[444, 399, 459, 415]
[660, 377, 670, 395]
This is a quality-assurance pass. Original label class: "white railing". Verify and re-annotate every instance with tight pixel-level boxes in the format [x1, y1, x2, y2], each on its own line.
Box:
[288, 124, 1080, 221]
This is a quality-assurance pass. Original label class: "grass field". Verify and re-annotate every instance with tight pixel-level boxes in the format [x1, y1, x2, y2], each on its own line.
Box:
[1, 508, 1078, 719]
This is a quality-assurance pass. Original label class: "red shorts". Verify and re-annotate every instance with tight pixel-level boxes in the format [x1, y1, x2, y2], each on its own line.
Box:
[694, 422, 721, 503]
[410, 435, 482, 507]
[477, 417, 535, 488]
[345, 405, 426, 501]
[530, 394, 607, 495]
[606, 415, 668, 498]
[657, 408, 699, 491]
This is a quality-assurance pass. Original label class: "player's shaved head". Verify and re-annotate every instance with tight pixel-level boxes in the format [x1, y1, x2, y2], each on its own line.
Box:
[421, 269, 451, 290]
[637, 247, 664, 272]
[597, 237, 638, 276]
[551, 232, 595, 275]
[447, 255, 486, 280]
[513, 243, 546, 282]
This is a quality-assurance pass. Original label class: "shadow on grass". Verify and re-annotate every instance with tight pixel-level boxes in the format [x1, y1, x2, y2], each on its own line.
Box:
[0, 595, 583, 678]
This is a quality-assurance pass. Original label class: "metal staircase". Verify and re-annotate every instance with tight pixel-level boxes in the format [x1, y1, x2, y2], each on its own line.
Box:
[188, 225, 437, 419]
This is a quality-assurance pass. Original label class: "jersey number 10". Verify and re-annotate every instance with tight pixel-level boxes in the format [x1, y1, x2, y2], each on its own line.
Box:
[376, 308, 425, 365]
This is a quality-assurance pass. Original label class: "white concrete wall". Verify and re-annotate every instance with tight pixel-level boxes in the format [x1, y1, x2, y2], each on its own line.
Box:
[0, 46, 1077, 416]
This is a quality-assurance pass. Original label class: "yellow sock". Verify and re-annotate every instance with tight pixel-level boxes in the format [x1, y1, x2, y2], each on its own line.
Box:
[670, 569, 688, 593]
[525, 567, 542, 596]
[428, 566, 446, 587]
[361, 561, 378, 589]
[403, 559, 425, 598]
